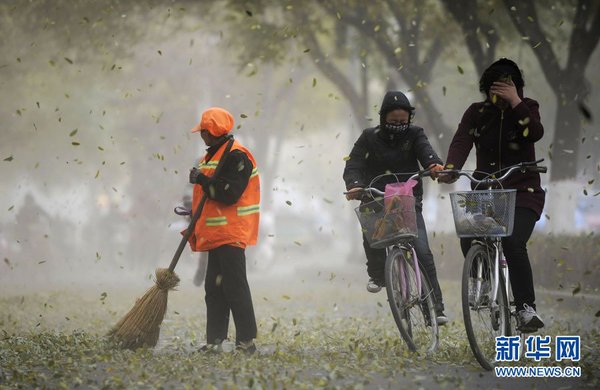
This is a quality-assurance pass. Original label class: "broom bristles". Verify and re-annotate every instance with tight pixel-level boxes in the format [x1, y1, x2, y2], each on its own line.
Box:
[108, 268, 180, 349]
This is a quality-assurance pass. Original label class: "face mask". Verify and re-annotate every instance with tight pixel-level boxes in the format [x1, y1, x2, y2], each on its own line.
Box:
[383, 122, 409, 135]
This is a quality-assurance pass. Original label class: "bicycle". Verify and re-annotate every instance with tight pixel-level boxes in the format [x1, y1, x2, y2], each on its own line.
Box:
[439, 160, 547, 370]
[346, 170, 439, 354]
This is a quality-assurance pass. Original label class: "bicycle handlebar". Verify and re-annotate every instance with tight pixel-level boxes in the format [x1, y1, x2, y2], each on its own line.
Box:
[344, 169, 432, 198]
[438, 159, 546, 187]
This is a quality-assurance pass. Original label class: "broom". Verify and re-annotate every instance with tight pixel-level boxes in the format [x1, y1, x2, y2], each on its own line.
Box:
[108, 137, 235, 349]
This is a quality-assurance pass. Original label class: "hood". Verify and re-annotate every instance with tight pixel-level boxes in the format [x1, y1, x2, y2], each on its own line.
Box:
[379, 91, 414, 125]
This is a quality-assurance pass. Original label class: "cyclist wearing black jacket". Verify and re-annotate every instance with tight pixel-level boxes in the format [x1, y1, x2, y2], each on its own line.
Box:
[344, 91, 447, 325]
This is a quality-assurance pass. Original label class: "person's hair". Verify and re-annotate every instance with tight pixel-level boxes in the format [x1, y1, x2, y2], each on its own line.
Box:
[479, 58, 524, 94]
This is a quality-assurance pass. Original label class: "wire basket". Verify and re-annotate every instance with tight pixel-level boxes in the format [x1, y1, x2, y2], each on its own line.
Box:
[449, 189, 516, 237]
[355, 195, 417, 249]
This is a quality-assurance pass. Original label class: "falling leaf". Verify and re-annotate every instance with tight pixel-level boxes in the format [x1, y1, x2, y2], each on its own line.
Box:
[157, 50, 162, 55]
[286, 200, 292, 206]
[69, 129, 78, 137]
[282, 295, 291, 300]
[294, 241, 302, 246]
[245, 9, 253, 16]
[303, 48, 310, 53]
[595, 310, 600, 317]
[38, 260, 46, 264]
[572, 283, 581, 295]
[64, 57, 73, 64]
[3, 155, 14, 162]
[312, 78, 317, 87]
[323, 198, 333, 204]
[72, 142, 80, 146]
[457, 65, 464, 74]
[578, 103, 592, 120]
[442, 86, 447, 96]
[343, 156, 351, 161]
[94, 170, 100, 179]
[240, 113, 248, 118]
[583, 189, 588, 196]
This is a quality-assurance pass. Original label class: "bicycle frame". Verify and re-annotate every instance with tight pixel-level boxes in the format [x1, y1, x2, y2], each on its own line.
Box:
[360, 170, 427, 299]
[471, 238, 507, 312]
[391, 242, 422, 302]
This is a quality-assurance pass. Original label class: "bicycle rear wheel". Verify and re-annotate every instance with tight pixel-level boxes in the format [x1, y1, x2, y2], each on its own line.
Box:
[462, 244, 511, 370]
[385, 247, 438, 354]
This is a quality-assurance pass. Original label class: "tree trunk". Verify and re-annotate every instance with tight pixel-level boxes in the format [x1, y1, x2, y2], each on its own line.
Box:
[550, 84, 583, 181]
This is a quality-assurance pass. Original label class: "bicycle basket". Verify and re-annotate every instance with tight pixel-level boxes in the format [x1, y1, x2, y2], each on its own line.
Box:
[355, 195, 417, 249]
[449, 189, 516, 237]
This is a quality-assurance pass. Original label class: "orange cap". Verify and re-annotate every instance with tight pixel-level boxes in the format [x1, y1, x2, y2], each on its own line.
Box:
[190, 107, 234, 137]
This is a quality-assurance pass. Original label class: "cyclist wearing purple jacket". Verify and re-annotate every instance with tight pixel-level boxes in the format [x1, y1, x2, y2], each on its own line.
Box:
[344, 91, 447, 325]
[438, 59, 545, 332]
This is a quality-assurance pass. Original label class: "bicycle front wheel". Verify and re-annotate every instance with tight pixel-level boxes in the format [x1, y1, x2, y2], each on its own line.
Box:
[462, 244, 511, 370]
[385, 247, 438, 354]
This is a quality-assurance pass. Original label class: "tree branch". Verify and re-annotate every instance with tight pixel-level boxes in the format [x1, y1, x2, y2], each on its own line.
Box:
[302, 27, 365, 122]
[567, 0, 600, 74]
[441, 0, 490, 75]
[502, 0, 563, 93]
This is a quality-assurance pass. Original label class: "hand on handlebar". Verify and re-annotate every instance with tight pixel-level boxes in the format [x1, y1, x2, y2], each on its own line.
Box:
[437, 169, 459, 184]
[345, 187, 364, 201]
[427, 163, 445, 180]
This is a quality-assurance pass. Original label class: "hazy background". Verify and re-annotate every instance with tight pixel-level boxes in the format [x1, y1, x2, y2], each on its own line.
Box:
[1, 0, 599, 293]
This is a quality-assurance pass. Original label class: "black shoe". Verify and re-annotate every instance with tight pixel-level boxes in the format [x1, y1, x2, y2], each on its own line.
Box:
[197, 343, 222, 353]
[236, 340, 257, 355]
[435, 310, 448, 326]
[367, 278, 385, 293]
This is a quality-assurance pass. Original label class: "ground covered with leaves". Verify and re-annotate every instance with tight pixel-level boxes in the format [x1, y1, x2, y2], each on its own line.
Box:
[1, 271, 599, 389]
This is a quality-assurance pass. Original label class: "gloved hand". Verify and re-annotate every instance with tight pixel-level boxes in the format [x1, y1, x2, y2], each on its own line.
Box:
[189, 168, 208, 185]
[437, 170, 459, 184]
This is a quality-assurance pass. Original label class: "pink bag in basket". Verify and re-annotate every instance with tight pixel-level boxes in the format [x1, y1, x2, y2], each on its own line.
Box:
[384, 179, 417, 204]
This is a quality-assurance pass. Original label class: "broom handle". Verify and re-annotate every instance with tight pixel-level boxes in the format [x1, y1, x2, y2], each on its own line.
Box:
[168, 137, 235, 272]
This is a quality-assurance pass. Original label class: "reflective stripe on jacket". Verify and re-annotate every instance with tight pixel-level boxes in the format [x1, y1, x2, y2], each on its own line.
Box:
[189, 140, 260, 251]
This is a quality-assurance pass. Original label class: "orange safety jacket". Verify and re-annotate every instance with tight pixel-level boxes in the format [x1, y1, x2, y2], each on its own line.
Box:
[187, 139, 260, 251]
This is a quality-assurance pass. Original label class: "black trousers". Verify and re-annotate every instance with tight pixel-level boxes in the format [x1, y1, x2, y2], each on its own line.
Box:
[460, 207, 538, 311]
[363, 209, 445, 311]
[205, 245, 257, 344]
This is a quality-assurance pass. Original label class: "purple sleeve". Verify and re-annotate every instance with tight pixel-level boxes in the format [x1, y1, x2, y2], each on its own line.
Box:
[508, 99, 544, 142]
[445, 104, 477, 169]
